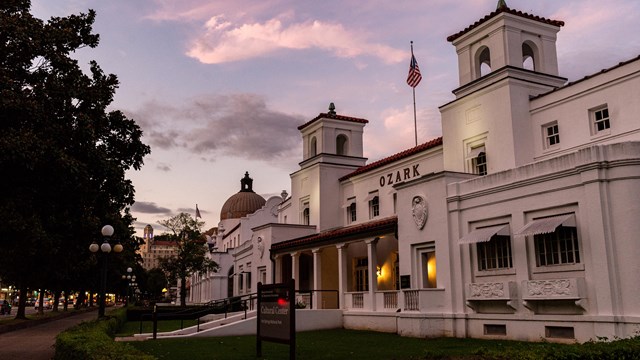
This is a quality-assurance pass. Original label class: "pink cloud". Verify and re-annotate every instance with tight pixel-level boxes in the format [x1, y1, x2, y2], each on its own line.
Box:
[186, 16, 405, 64]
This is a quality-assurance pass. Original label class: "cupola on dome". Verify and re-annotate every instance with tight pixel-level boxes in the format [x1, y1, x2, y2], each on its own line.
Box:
[220, 172, 266, 220]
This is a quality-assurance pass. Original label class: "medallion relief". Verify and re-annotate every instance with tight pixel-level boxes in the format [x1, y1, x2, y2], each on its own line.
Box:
[412, 195, 428, 230]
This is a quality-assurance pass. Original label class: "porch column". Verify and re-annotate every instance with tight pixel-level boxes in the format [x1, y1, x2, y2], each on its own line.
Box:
[312, 248, 322, 309]
[291, 251, 300, 290]
[274, 254, 282, 283]
[336, 243, 348, 309]
[365, 237, 379, 311]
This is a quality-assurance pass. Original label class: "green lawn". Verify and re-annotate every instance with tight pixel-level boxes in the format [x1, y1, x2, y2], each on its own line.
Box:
[127, 329, 561, 360]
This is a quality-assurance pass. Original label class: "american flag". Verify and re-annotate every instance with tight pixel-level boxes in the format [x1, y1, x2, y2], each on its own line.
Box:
[195, 204, 202, 219]
[406, 54, 422, 88]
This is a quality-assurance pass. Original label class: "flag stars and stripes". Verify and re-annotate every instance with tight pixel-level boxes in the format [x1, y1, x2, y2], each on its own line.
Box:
[407, 54, 422, 88]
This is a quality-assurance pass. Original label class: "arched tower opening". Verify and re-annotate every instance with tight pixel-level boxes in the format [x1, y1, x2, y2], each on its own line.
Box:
[522, 41, 538, 71]
[475, 46, 492, 78]
[310, 136, 317, 157]
[336, 134, 348, 155]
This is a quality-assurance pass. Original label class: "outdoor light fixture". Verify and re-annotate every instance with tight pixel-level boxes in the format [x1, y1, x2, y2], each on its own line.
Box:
[89, 224, 122, 318]
[376, 266, 382, 277]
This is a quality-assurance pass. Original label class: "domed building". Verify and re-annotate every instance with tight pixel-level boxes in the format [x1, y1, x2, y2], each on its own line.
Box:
[220, 172, 266, 221]
[188, 172, 284, 303]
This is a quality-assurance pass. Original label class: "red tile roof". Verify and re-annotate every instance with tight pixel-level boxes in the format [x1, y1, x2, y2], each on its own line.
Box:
[339, 137, 443, 182]
[297, 112, 369, 131]
[271, 216, 397, 252]
[447, 5, 564, 43]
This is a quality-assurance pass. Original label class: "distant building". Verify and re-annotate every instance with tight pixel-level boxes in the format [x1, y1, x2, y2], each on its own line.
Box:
[138, 224, 179, 271]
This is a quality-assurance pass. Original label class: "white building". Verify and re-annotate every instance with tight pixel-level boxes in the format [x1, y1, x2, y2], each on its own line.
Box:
[191, 1, 640, 342]
[189, 172, 285, 303]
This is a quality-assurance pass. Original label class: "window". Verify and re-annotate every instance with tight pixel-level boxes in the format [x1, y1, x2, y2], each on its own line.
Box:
[545, 122, 559, 148]
[369, 196, 379, 219]
[422, 251, 437, 288]
[354, 258, 369, 292]
[259, 267, 267, 284]
[477, 235, 513, 271]
[347, 202, 356, 224]
[546, 326, 575, 339]
[484, 324, 507, 336]
[591, 106, 610, 134]
[534, 226, 580, 266]
[473, 152, 487, 175]
[301, 201, 310, 225]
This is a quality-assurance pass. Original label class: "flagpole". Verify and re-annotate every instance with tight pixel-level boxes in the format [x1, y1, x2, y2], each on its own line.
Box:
[411, 41, 418, 147]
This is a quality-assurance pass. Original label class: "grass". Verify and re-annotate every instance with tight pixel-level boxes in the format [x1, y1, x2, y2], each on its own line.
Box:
[126, 329, 566, 360]
[116, 319, 200, 336]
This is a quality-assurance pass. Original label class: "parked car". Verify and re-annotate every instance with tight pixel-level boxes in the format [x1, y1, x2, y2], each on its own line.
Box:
[0, 300, 11, 315]
[34, 298, 53, 310]
[25, 297, 37, 306]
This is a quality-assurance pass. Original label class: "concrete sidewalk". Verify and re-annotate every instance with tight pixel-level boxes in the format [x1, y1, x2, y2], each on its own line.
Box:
[0, 309, 99, 360]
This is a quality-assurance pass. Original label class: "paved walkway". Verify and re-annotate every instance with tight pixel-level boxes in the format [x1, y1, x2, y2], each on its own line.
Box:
[0, 310, 99, 360]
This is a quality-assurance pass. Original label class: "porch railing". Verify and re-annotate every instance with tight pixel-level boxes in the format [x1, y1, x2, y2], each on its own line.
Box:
[383, 291, 398, 309]
[352, 293, 364, 308]
[404, 290, 419, 311]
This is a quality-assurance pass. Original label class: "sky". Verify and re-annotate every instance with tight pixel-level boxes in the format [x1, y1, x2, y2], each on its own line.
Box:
[30, 0, 640, 236]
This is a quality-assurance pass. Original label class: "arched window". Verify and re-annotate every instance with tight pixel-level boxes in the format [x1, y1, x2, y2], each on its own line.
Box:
[474, 152, 487, 176]
[336, 134, 348, 155]
[310, 136, 317, 157]
[476, 47, 491, 78]
[522, 42, 537, 71]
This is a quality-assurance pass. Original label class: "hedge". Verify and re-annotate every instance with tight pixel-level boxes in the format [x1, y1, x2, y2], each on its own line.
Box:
[54, 307, 156, 360]
[467, 336, 640, 360]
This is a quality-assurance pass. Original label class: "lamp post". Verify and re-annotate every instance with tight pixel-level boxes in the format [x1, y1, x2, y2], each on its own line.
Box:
[121, 267, 133, 307]
[89, 225, 123, 318]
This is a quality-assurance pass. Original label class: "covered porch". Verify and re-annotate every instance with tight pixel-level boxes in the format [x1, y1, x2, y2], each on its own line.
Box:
[271, 217, 399, 312]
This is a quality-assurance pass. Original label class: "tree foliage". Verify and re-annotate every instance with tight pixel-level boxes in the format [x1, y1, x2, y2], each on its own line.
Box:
[157, 213, 218, 307]
[0, 0, 150, 318]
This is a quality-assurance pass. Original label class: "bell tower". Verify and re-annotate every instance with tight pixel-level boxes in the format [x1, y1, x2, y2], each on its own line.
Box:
[290, 103, 368, 231]
[448, 0, 565, 87]
[440, 1, 568, 175]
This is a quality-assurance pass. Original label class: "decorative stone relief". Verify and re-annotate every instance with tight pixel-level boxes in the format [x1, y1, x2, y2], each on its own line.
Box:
[526, 279, 573, 297]
[412, 195, 428, 230]
[469, 282, 505, 299]
[257, 237, 265, 259]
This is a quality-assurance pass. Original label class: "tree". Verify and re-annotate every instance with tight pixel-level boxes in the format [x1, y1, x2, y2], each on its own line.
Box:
[157, 213, 218, 307]
[0, 0, 150, 318]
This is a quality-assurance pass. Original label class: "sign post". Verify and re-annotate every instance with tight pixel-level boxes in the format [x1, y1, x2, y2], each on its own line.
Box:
[257, 279, 296, 359]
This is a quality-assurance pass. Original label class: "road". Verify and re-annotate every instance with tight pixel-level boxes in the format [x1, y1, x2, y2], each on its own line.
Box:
[0, 309, 98, 360]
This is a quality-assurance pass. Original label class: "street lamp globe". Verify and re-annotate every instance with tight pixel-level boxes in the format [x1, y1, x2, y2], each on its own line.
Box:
[89, 242, 99, 253]
[101, 225, 115, 237]
[113, 243, 123, 253]
[100, 241, 112, 253]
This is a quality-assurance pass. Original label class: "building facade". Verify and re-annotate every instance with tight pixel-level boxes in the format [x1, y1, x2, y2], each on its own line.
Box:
[138, 225, 180, 271]
[190, 2, 640, 342]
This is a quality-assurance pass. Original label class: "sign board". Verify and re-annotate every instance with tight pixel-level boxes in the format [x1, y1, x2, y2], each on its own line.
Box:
[257, 279, 296, 359]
